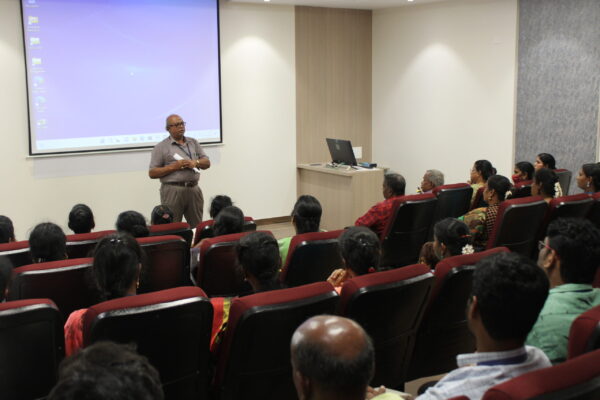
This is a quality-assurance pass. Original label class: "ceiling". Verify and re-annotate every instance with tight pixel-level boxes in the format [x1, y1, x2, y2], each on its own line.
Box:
[227, 0, 452, 10]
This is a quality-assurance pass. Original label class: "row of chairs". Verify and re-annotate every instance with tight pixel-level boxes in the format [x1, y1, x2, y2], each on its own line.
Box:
[381, 188, 600, 268]
[2, 246, 599, 400]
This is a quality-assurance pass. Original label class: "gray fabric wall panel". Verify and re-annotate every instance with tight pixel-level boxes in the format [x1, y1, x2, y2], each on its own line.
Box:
[516, 0, 600, 193]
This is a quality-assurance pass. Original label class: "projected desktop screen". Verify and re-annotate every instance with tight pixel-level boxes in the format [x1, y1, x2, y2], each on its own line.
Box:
[21, 0, 222, 155]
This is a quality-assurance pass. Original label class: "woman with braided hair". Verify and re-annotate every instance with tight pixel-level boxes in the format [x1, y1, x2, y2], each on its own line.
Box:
[532, 168, 562, 202]
[419, 218, 475, 269]
[209, 231, 284, 352]
[64, 233, 142, 355]
[327, 227, 381, 292]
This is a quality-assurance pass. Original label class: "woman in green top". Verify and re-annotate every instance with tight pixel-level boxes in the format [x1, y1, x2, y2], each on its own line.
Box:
[278, 195, 322, 265]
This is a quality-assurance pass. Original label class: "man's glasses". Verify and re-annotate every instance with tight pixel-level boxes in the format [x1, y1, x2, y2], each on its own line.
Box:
[168, 121, 186, 129]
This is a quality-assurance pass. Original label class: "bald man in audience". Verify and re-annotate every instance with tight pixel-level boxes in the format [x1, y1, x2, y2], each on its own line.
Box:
[291, 315, 408, 400]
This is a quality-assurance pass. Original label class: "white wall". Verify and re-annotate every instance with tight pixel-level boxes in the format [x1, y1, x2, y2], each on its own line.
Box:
[372, 0, 517, 193]
[0, 1, 296, 239]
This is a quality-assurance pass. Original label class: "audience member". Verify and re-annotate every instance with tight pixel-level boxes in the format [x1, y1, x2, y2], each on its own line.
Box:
[209, 195, 233, 220]
[210, 231, 284, 351]
[291, 315, 407, 400]
[417, 252, 550, 399]
[419, 169, 444, 193]
[459, 175, 511, 249]
[355, 173, 406, 239]
[577, 163, 600, 194]
[534, 152, 556, 170]
[327, 227, 381, 292]
[64, 233, 142, 355]
[468, 160, 494, 207]
[48, 341, 163, 400]
[278, 195, 322, 264]
[526, 218, 600, 363]
[213, 206, 244, 237]
[116, 211, 149, 238]
[0, 259, 13, 301]
[419, 218, 474, 269]
[150, 205, 174, 225]
[512, 161, 534, 184]
[29, 222, 67, 263]
[532, 168, 562, 201]
[68, 204, 95, 234]
[0, 215, 15, 243]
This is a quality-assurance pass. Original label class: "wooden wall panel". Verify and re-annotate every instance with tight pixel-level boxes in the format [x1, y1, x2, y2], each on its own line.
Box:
[295, 6, 372, 164]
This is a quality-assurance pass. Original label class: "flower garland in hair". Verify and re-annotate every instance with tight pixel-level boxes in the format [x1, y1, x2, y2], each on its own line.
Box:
[553, 182, 562, 198]
[461, 244, 475, 255]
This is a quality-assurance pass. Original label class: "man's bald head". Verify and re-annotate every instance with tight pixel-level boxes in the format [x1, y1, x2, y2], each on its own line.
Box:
[291, 315, 374, 399]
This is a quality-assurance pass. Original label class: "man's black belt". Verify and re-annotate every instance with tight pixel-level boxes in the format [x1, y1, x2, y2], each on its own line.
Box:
[163, 181, 197, 187]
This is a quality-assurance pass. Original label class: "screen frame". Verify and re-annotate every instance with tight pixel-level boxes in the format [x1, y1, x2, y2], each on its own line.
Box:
[20, 0, 224, 156]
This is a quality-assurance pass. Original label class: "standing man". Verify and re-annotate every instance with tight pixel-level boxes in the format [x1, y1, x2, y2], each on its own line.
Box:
[149, 114, 210, 228]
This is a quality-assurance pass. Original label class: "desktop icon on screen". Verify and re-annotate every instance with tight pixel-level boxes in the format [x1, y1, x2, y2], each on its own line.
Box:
[32, 57, 42, 66]
[30, 37, 41, 46]
[37, 119, 47, 127]
[28, 16, 39, 25]
[33, 75, 44, 87]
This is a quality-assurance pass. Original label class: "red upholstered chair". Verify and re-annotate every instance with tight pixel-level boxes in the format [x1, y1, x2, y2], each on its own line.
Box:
[408, 247, 510, 380]
[432, 183, 473, 218]
[193, 217, 256, 246]
[65, 230, 115, 259]
[537, 194, 594, 242]
[481, 349, 600, 400]
[568, 304, 600, 359]
[511, 180, 533, 198]
[470, 186, 486, 210]
[137, 235, 191, 293]
[149, 222, 192, 247]
[8, 258, 96, 320]
[194, 231, 266, 297]
[214, 282, 339, 400]
[486, 196, 548, 256]
[0, 299, 64, 399]
[338, 264, 434, 389]
[279, 230, 344, 287]
[555, 168, 573, 195]
[83, 287, 213, 400]
[587, 192, 600, 229]
[0, 240, 31, 267]
[380, 193, 438, 268]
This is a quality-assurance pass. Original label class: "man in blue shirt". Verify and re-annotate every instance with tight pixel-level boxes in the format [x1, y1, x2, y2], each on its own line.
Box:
[418, 252, 551, 400]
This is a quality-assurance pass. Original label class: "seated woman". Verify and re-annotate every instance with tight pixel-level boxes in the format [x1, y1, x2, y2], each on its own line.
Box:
[150, 205, 174, 225]
[68, 204, 95, 234]
[512, 161, 534, 184]
[29, 222, 67, 263]
[193, 205, 244, 248]
[326, 226, 380, 293]
[534, 152, 557, 171]
[0, 215, 15, 243]
[468, 160, 495, 207]
[459, 174, 512, 249]
[209, 195, 233, 220]
[577, 163, 600, 194]
[64, 233, 142, 355]
[419, 218, 474, 269]
[210, 231, 283, 351]
[116, 210, 149, 238]
[278, 195, 322, 265]
[532, 168, 562, 202]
